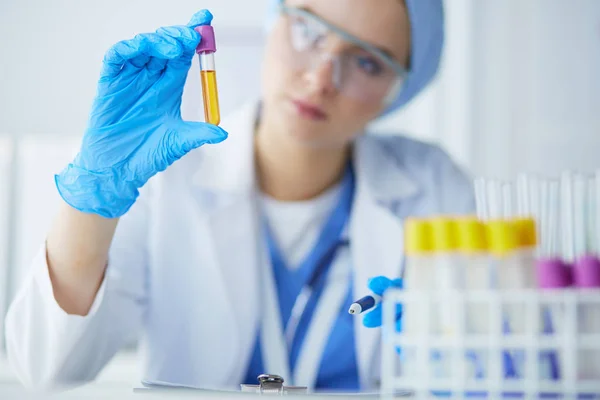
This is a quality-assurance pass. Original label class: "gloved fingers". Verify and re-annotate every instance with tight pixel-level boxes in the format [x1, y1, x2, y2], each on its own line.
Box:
[124, 29, 194, 82]
[176, 121, 228, 152]
[367, 276, 394, 296]
[143, 30, 199, 72]
[128, 52, 152, 69]
[366, 276, 403, 296]
[156, 26, 201, 59]
[139, 32, 184, 60]
[100, 35, 147, 79]
[187, 9, 214, 28]
[392, 278, 403, 288]
[146, 57, 169, 75]
[99, 8, 211, 81]
[149, 121, 227, 173]
[362, 305, 382, 328]
[362, 303, 403, 328]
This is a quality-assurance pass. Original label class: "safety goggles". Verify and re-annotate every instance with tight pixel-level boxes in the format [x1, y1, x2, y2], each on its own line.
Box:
[277, 3, 408, 106]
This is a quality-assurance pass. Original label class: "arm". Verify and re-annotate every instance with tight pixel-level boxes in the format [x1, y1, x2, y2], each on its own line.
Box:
[4, 9, 227, 389]
[5, 188, 150, 389]
[46, 205, 118, 316]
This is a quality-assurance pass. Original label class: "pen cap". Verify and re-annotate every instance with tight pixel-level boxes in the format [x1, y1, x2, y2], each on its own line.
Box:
[456, 217, 487, 254]
[430, 217, 459, 252]
[513, 217, 537, 249]
[536, 258, 571, 288]
[573, 255, 600, 288]
[486, 220, 518, 257]
[404, 218, 433, 255]
[195, 25, 217, 54]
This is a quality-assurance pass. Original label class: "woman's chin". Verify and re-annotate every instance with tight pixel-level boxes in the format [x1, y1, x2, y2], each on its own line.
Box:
[283, 123, 333, 147]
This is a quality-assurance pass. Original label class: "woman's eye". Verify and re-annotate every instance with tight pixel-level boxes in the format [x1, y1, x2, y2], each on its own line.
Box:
[356, 56, 383, 76]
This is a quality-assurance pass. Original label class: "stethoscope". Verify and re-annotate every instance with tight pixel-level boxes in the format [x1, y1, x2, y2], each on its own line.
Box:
[258, 162, 355, 388]
[283, 237, 350, 347]
[258, 224, 353, 388]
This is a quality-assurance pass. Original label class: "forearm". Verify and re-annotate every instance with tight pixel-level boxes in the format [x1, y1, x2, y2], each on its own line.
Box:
[46, 202, 119, 315]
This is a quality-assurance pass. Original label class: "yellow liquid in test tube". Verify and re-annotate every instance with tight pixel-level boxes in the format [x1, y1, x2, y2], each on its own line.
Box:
[195, 25, 221, 126]
[201, 70, 220, 126]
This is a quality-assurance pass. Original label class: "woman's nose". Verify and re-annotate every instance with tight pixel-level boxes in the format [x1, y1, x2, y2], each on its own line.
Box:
[303, 54, 340, 97]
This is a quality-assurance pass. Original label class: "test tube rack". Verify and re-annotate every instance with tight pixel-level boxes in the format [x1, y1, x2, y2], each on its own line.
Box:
[381, 288, 600, 399]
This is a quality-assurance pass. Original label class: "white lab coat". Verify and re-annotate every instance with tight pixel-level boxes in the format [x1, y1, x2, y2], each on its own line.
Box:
[4, 102, 475, 391]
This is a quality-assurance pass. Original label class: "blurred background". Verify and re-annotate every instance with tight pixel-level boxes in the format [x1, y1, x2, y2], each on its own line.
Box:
[0, 0, 599, 390]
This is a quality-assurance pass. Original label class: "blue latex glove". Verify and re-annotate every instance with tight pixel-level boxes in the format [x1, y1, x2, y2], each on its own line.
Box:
[362, 276, 403, 330]
[55, 10, 227, 218]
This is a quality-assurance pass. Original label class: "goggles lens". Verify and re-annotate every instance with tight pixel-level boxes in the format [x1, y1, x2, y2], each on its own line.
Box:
[280, 6, 406, 105]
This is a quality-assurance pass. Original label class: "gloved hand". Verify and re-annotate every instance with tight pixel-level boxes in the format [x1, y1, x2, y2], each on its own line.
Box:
[362, 276, 403, 330]
[55, 10, 227, 219]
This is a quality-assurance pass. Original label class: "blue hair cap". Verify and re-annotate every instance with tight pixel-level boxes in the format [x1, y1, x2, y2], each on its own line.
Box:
[265, 0, 445, 116]
[390, 0, 444, 115]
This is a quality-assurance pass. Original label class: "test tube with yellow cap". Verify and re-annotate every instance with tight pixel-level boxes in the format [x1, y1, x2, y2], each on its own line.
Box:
[486, 219, 519, 288]
[430, 217, 462, 335]
[403, 218, 434, 291]
[456, 217, 490, 380]
[457, 218, 491, 332]
[430, 217, 463, 294]
[403, 219, 435, 333]
[457, 217, 490, 291]
[195, 25, 221, 126]
[486, 219, 525, 379]
[430, 217, 463, 380]
[513, 217, 538, 286]
[401, 218, 435, 380]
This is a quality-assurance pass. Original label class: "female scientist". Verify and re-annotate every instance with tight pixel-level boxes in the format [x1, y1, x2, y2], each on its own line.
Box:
[5, 0, 474, 392]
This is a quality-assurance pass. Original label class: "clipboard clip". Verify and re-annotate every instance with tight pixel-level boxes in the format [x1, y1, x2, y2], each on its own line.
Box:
[240, 374, 308, 395]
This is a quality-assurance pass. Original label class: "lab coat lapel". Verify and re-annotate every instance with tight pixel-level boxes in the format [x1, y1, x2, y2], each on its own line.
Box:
[190, 102, 261, 384]
[350, 136, 421, 389]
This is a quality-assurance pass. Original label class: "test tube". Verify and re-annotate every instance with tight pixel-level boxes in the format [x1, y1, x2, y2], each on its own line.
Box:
[502, 182, 513, 219]
[539, 179, 550, 257]
[573, 174, 588, 259]
[516, 173, 530, 217]
[596, 170, 600, 256]
[195, 25, 221, 126]
[486, 179, 503, 220]
[560, 171, 575, 263]
[587, 176, 597, 256]
[474, 178, 488, 220]
[529, 174, 541, 239]
[547, 180, 560, 258]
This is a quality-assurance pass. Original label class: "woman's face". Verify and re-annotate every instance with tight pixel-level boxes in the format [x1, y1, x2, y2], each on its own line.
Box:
[260, 0, 410, 149]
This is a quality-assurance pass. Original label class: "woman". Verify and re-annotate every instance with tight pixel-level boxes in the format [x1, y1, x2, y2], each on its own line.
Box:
[5, 0, 474, 392]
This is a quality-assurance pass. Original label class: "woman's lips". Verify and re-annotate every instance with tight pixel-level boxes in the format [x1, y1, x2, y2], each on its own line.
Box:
[291, 99, 328, 121]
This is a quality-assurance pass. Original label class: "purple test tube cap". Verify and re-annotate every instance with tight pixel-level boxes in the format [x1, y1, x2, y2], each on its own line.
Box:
[195, 25, 216, 54]
[536, 258, 572, 289]
[573, 255, 600, 288]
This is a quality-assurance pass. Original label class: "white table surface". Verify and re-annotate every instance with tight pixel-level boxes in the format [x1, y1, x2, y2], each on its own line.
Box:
[1, 353, 396, 399]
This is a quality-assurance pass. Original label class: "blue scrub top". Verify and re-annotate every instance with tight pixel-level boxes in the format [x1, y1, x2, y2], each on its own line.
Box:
[243, 164, 359, 391]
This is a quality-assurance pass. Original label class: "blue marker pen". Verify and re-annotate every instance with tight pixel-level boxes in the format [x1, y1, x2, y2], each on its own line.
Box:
[348, 294, 382, 315]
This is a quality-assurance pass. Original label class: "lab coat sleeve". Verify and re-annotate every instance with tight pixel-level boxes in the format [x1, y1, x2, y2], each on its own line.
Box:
[4, 185, 152, 390]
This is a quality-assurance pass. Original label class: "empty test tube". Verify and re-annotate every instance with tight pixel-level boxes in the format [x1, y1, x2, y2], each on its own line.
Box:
[195, 25, 221, 126]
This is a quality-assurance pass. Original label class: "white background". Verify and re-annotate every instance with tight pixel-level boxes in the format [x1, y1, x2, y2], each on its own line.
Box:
[1, 0, 599, 391]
